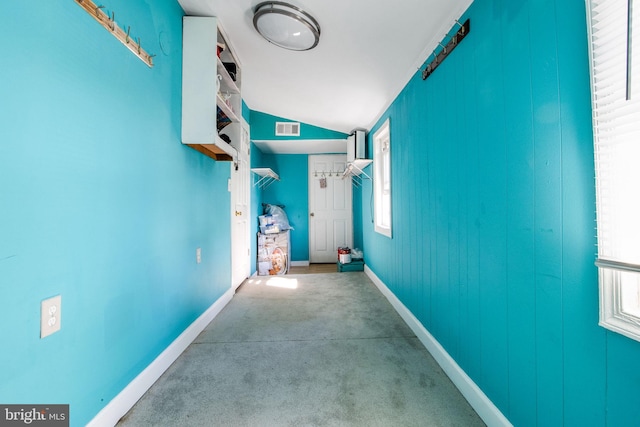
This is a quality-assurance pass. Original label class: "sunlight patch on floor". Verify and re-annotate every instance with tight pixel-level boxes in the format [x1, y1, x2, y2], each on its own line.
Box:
[246, 277, 299, 289]
[266, 277, 298, 289]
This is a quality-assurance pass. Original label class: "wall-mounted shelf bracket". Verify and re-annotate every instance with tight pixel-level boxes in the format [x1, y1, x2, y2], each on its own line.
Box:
[342, 159, 372, 187]
[251, 168, 280, 188]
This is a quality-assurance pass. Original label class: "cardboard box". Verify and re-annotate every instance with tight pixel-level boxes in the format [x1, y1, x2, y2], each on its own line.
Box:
[257, 231, 290, 275]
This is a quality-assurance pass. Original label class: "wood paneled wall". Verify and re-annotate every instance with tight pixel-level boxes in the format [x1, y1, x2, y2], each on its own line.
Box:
[358, 0, 640, 425]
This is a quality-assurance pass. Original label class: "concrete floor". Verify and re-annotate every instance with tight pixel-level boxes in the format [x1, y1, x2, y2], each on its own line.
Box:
[118, 272, 485, 426]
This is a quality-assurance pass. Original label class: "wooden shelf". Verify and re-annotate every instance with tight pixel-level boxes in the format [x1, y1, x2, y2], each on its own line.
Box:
[188, 135, 237, 162]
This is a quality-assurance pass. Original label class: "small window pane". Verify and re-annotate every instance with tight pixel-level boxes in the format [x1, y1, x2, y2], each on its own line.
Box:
[619, 271, 640, 318]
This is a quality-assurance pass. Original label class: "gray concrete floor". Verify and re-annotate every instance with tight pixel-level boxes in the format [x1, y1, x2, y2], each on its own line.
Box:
[118, 272, 485, 426]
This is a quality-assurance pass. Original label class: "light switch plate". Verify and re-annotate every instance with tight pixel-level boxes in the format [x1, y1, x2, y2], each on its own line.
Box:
[41, 295, 61, 338]
[196, 247, 202, 264]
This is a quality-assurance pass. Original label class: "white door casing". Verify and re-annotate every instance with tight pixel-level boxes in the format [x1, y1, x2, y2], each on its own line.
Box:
[231, 121, 251, 290]
[308, 155, 353, 263]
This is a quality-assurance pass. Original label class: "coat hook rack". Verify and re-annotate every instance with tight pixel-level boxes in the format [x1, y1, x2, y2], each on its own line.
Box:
[314, 170, 341, 177]
[422, 18, 470, 80]
[75, 0, 154, 67]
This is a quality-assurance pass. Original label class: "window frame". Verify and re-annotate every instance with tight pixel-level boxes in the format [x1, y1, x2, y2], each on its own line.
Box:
[373, 119, 392, 238]
[587, 0, 640, 342]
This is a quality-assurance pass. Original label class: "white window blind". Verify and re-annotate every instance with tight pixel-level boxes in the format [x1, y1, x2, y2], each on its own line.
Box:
[588, 0, 640, 340]
[373, 119, 392, 237]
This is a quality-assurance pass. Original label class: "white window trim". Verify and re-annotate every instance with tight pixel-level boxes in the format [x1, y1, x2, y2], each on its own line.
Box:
[373, 119, 392, 238]
[587, 0, 640, 342]
[599, 267, 640, 342]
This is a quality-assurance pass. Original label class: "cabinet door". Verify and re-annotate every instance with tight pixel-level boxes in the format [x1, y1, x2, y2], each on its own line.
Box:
[182, 16, 218, 144]
[231, 123, 251, 288]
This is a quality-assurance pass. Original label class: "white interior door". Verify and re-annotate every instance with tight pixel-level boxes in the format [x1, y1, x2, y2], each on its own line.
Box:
[308, 155, 353, 263]
[231, 122, 251, 290]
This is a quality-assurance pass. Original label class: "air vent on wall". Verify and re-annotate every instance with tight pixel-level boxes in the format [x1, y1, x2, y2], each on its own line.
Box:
[275, 122, 300, 136]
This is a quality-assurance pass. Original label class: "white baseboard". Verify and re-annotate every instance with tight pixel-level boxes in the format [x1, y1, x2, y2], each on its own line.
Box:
[290, 260, 310, 267]
[87, 287, 235, 427]
[364, 265, 512, 427]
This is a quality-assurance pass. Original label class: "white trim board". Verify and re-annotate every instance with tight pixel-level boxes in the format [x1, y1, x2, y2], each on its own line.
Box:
[87, 288, 235, 427]
[290, 260, 310, 267]
[364, 265, 512, 427]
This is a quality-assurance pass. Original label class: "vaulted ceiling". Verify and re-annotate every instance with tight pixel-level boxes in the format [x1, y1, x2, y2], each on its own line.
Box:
[177, 0, 472, 134]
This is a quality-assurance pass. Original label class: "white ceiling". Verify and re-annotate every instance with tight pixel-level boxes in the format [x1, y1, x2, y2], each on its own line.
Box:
[252, 138, 347, 155]
[177, 0, 472, 137]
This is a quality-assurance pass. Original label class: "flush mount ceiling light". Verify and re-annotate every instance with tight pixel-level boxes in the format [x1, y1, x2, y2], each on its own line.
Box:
[253, 1, 321, 51]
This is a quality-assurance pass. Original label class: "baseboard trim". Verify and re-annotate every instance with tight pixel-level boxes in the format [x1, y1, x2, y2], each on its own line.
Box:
[364, 265, 512, 427]
[290, 260, 310, 267]
[87, 287, 235, 427]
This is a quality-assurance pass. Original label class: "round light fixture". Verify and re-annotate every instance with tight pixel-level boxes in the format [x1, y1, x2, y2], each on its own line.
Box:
[253, 1, 321, 51]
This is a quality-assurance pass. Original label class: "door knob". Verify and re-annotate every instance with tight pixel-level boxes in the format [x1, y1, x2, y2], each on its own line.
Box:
[310, 213, 314, 217]
[235, 211, 242, 216]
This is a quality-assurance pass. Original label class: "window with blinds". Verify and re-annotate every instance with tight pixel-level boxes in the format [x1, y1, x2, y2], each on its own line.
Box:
[587, 0, 640, 341]
[373, 119, 392, 238]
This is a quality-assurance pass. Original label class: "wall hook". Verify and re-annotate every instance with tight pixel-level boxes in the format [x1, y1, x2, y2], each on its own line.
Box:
[422, 18, 470, 80]
[75, 0, 155, 67]
[456, 20, 466, 34]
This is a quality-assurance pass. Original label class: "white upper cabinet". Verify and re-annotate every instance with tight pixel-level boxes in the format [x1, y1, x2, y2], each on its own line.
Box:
[182, 16, 242, 161]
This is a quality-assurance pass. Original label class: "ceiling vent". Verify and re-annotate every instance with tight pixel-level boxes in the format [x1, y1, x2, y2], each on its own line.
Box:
[275, 122, 300, 136]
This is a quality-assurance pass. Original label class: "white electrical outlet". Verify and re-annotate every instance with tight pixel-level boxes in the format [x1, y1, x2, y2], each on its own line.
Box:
[41, 295, 61, 338]
[196, 247, 202, 264]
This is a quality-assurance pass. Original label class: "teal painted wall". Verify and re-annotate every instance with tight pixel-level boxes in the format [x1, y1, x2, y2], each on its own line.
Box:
[260, 154, 309, 262]
[249, 110, 345, 263]
[353, 182, 365, 251]
[0, 2, 234, 425]
[242, 100, 251, 124]
[357, 0, 640, 425]
[250, 141, 264, 272]
[250, 110, 348, 141]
